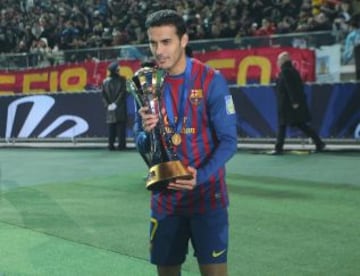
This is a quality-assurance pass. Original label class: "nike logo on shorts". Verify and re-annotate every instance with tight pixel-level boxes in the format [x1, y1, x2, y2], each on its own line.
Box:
[212, 249, 226, 258]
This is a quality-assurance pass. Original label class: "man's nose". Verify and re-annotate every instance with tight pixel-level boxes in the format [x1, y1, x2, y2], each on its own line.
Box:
[154, 44, 164, 55]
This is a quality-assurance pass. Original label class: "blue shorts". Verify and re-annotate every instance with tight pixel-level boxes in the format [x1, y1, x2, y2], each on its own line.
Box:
[149, 208, 228, 266]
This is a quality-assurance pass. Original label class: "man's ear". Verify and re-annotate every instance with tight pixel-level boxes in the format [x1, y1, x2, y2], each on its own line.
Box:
[181, 33, 189, 49]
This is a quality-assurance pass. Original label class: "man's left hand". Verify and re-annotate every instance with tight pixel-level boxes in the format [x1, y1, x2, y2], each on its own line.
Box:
[167, 166, 197, 190]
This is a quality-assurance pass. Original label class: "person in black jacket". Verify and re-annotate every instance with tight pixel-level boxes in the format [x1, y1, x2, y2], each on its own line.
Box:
[271, 51, 325, 154]
[102, 61, 127, 150]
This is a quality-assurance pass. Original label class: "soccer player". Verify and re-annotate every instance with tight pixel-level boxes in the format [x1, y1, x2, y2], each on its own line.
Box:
[134, 9, 237, 276]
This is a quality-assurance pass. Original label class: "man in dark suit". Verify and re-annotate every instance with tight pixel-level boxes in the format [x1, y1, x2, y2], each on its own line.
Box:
[271, 51, 325, 154]
[102, 61, 127, 150]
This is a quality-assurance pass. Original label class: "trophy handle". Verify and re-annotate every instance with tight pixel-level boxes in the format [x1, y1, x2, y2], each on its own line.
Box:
[126, 80, 144, 107]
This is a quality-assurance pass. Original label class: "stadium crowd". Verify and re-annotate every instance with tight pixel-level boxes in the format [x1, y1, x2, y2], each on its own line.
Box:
[0, 0, 358, 61]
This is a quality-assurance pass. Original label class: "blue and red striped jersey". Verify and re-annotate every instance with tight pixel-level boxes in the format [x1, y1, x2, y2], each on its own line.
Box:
[135, 57, 237, 215]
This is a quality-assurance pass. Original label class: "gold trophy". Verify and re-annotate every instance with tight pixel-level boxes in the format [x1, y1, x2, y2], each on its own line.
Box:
[127, 66, 193, 190]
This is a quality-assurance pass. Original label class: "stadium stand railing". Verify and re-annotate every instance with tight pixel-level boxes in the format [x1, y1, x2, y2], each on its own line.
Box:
[1, 30, 359, 149]
[0, 30, 350, 71]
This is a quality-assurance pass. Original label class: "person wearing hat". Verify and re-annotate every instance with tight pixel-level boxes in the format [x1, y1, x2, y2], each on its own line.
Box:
[102, 61, 127, 150]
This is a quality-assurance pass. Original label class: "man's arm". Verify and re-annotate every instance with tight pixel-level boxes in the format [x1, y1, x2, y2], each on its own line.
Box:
[101, 79, 111, 107]
[196, 72, 238, 184]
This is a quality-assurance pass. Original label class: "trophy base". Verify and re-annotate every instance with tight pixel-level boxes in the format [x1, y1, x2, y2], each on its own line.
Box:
[146, 160, 193, 191]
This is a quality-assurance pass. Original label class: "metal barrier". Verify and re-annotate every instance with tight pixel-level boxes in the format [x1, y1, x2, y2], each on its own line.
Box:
[0, 30, 343, 70]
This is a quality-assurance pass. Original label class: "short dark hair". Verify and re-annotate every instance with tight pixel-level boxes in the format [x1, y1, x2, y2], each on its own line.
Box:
[108, 61, 119, 73]
[145, 9, 187, 38]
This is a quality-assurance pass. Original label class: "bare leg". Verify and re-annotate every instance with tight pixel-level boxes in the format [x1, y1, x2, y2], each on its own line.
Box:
[199, 263, 227, 276]
[157, 265, 181, 276]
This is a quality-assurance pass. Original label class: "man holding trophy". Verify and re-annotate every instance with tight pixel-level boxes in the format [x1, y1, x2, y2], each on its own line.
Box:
[131, 9, 237, 276]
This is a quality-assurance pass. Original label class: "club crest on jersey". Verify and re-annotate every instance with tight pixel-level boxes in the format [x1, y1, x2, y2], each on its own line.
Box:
[189, 89, 203, 106]
[225, 95, 235, 115]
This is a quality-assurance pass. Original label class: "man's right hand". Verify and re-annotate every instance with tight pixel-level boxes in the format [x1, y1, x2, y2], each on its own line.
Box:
[108, 103, 117, 111]
[138, 106, 159, 132]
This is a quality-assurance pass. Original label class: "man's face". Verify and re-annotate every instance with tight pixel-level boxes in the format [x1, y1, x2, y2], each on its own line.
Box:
[147, 25, 188, 75]
[277, 53, 287, 69]
[277, 57, 282, 69]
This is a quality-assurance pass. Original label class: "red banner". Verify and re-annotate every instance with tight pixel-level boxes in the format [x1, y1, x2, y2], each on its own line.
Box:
[0, 47, 314, 95]
[0, 60, 141, 95]
[193, 47, 315, 85]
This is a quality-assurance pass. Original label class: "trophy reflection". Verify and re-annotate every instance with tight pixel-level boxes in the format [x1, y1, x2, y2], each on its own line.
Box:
[127, 66, 193, 190]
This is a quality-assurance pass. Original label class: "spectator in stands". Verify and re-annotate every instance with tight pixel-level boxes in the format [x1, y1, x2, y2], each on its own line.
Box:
[296, 3, 314, 32]
[333, 2, 352, 35]
[342, 15, 360, 80]
[248, 0, 266, 24]
[270, 51, 325, 155]
[0, 0, 354, 63]
[248, 22, 259, 36]
[276, 16, 297, 34]
[306, 11, 333, 31]
[254, 18, 277, 36]
[221, 17, 240, 38]
[312, 0, 326, 15]
[29, 37, 55, 67]
[278, 0, 301, 20]
[342, 19, 360, 64]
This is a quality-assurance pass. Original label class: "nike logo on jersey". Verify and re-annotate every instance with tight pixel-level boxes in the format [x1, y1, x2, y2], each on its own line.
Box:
[212, 249, 226, 258]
